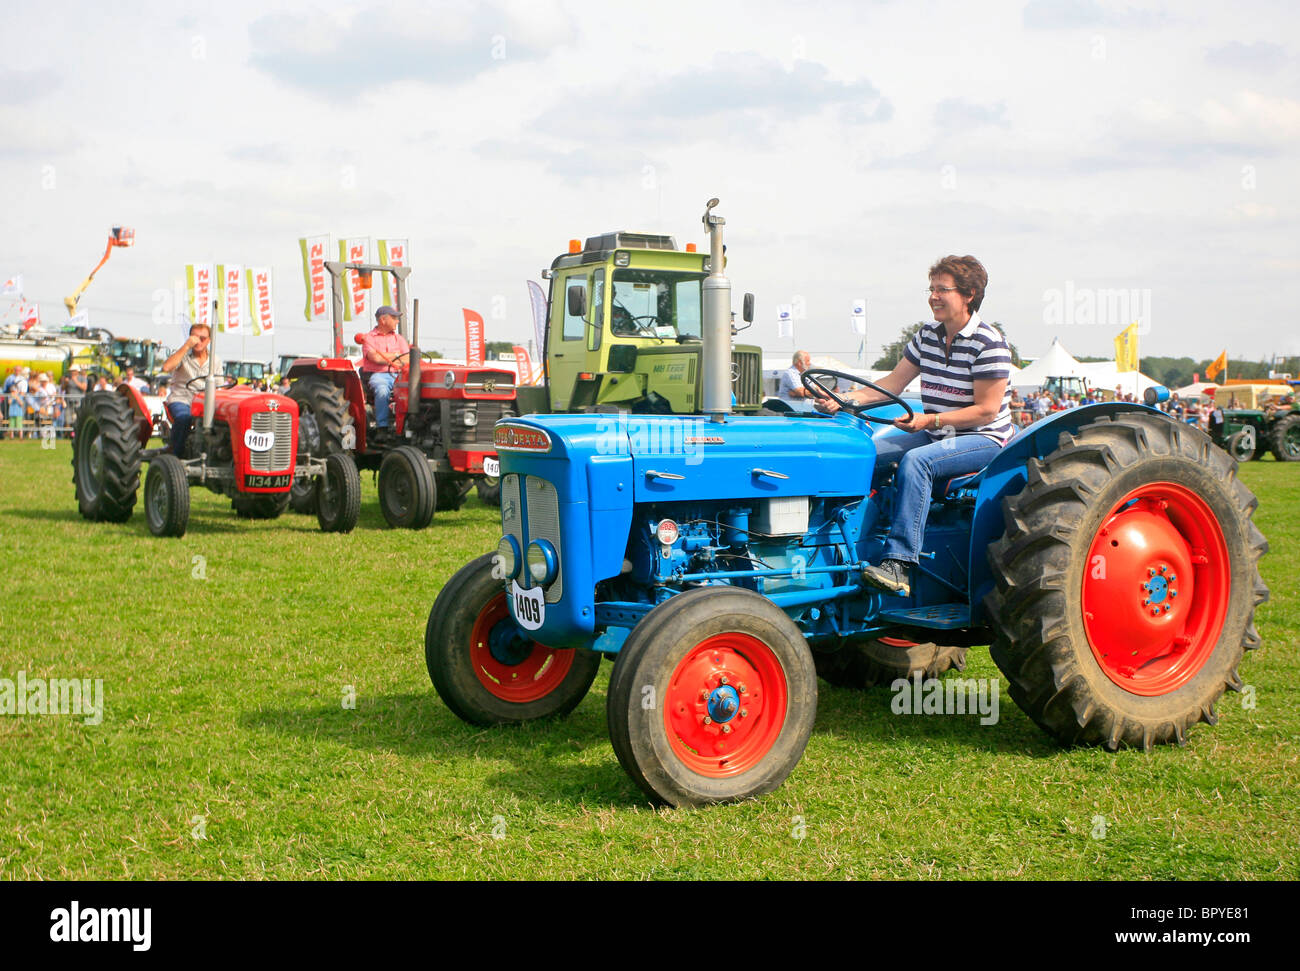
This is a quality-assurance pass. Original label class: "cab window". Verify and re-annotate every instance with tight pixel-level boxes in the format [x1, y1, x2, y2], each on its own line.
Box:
[562, 274, 588, 341]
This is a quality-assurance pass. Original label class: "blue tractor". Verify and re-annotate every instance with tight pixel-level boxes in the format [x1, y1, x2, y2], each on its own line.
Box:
[425, 201, 1269, 807]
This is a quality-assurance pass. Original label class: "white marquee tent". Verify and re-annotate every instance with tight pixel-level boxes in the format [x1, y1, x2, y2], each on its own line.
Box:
[1013, 337, 1157, 397]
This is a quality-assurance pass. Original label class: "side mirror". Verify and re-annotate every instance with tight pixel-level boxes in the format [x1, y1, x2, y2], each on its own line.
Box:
[742, 292, 755, 324]
[567, 284, 587, 318]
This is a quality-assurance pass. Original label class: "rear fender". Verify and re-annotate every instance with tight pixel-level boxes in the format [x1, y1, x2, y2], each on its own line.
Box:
[968, 402, 1170, 622]
[116, 384, 153, 447]
[288, 360, 368, 449]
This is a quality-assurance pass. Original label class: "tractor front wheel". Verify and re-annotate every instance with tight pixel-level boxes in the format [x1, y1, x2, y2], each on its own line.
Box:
[1224, 430, 1257, 463]
[606, 586, 817, 807]
[316, 452, 360, 533]
[71, 391, 143, 522]
[425, 552, 601, 725]
[986, 412, 1268, 750]
[378, 445, 435, 528]
[144, 453, 190, 537]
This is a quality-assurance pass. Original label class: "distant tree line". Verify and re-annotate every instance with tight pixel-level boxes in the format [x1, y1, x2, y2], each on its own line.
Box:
[1074, 356, 1300, 389]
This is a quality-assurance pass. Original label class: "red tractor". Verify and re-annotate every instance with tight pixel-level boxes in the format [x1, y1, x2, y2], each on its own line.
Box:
[283, 262, 516, 529]
[72, 371, 360, 537]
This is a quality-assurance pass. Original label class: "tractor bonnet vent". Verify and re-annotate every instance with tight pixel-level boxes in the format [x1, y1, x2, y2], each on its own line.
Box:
[584, 232, 677, 253]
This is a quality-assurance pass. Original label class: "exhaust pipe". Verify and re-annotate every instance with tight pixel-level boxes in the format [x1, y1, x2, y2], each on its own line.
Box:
[700, 198, 731, 423]
[408, 298, 422, 416]
[203, 299, 217, 431]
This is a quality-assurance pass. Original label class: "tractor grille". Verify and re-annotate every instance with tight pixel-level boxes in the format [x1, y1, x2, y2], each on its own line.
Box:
[525, 476, 563, 604]
[500, 473, 562, 604]
[733, 349, 761, 408]
[501, 474, 522, 540]
[249, 412, 294, 471]
[451, 400, 516, 447]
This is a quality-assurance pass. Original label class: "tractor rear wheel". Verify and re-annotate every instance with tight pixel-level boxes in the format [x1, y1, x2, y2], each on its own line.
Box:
[985, 412, 1268, 750]
[71, 391, 143, 522]
[287, 375, 354, 512]
[379, 445, 435, 528]
[144, 453, 190, 537]
[232, 492, 290, 519]
[425, 552, 601, 725]
[606, 586, 817, 807]
[475, 475, 501, 506]
[1269, 413, 1300, 461]
[815, 635, 968, 688]
[316, 452, 360, 533]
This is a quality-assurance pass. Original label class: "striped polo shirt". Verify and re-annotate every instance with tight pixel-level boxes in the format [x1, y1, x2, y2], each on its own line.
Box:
[902, 311, 1014, 444]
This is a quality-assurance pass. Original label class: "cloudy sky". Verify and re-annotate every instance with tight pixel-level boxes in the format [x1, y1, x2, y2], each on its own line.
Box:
[2, 0, 1297, 367]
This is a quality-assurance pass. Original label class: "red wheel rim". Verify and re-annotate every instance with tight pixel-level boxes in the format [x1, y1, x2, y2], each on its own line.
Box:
[663, 632, 788, 778]
[1081, 481, 1230, 695]
[468, 592, 575, 703]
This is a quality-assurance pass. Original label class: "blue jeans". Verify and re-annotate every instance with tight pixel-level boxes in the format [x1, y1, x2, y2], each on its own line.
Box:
[875, 429, 1003, 565]
[367, 370, 396, 427]
[167, 401, 192, 455]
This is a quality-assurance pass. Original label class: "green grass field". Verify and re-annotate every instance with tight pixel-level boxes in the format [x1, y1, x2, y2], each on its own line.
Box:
[1, 439, 1296, 880]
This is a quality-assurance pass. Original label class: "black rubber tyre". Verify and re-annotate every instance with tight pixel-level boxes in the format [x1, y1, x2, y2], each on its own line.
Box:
[425, 552, 602, 725]
[435, 474, 473, 512]
[287, 375, 354, 512]
[606, 586, 817, 807]
[231, 492, 291, 519]
[1224, 430, 1257, 463]
[143, 453, 190, 537]
[475, 476, 501, 506]
[316, 452, 361, 533]
[379, 445, 435, 528]
[1269, 413, 1300, 461]
[814, 635, 968, 688]
[985, 412, 1268, 751]
[71, 391, 143, 522]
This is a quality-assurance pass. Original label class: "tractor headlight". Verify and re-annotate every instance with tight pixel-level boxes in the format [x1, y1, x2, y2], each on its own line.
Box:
[495, 535, 521, 580]
[462, 409, 477, 427]
[526, 540, 558, 586]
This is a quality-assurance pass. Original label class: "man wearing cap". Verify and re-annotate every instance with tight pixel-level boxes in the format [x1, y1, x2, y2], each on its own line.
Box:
[360, 305, 410, 437]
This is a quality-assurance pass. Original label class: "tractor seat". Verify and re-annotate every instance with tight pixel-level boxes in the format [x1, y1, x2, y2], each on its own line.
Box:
[932, 469, 983, 499]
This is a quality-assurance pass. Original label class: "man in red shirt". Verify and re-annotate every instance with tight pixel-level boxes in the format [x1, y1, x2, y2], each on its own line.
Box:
[360, 305, 409, 435]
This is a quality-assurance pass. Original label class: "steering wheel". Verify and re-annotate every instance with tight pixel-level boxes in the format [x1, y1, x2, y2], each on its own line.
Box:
[615, 313, 664, 341]
[185, 374, 228, 393]
[801, 367, 914, 425]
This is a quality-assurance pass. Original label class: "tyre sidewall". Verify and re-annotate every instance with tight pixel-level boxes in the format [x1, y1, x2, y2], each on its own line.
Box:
[610, 589, 816, 806]
[426, 553, 599, 725]
[1046, 454, 1252, 722]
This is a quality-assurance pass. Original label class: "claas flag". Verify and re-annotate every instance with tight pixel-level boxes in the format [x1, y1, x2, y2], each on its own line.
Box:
[1205, 350, 1227, 382]
[1113, 321, 1139, 373]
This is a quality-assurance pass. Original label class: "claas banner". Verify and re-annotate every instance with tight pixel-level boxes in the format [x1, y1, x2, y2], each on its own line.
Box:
[299, 236, 329, 323]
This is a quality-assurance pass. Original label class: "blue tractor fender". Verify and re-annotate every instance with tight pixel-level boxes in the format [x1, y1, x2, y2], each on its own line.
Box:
[967, 402, 1171, 624]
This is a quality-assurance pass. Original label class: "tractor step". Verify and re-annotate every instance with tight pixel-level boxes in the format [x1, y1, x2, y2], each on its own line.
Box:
[878, 603, 971, 630]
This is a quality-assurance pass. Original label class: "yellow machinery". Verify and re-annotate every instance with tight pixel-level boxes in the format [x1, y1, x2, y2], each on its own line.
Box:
[64, 226, 134, 316]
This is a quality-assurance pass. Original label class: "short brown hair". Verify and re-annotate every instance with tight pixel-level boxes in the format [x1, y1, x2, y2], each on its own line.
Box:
[929, 255, 988, 312]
